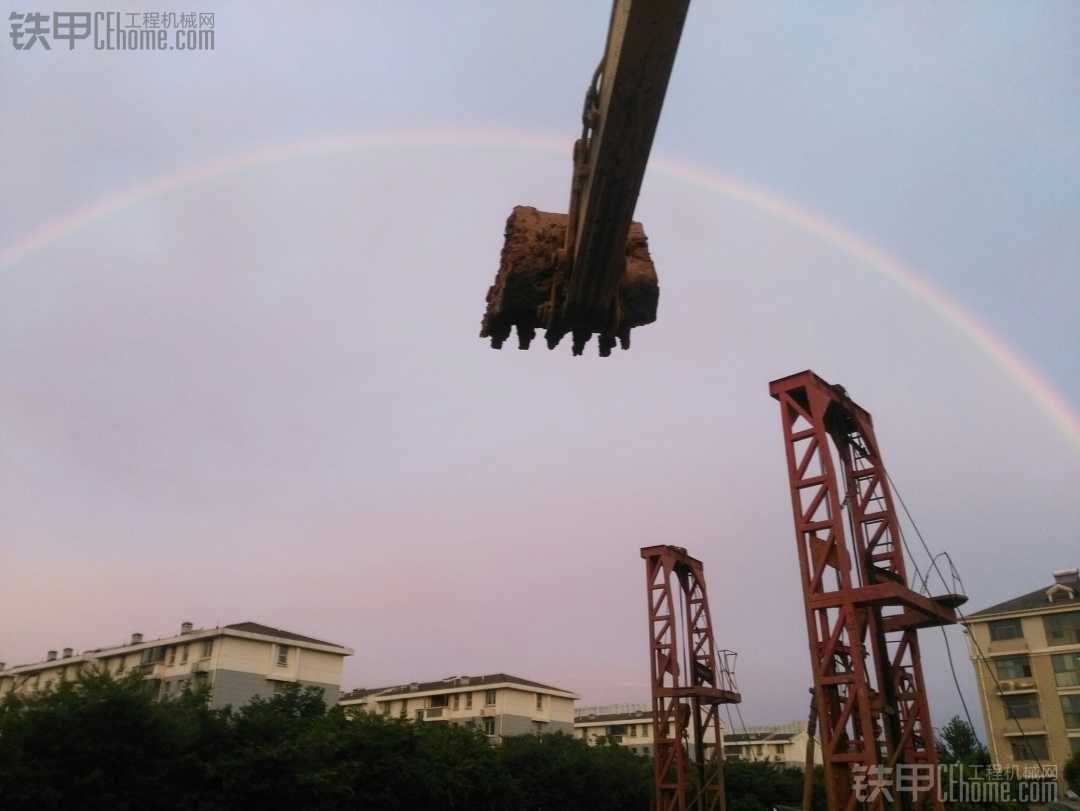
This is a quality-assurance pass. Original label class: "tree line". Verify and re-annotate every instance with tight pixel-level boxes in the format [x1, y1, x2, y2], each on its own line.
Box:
[11, 672, 1053, 810]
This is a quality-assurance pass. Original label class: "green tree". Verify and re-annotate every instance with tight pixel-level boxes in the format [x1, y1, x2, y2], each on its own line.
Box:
[0, 670, 226, 810]
[723, 759, 823, 811]
[936, 715, 989, 767]
[497, 733, 650, 811]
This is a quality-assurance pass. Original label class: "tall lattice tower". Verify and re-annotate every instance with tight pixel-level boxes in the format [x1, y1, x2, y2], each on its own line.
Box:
[642, 545, 741, 811]
[769, 371, 965, 811]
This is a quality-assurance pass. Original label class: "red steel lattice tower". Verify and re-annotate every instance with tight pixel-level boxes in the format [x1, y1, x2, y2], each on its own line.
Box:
[642, 545, 741, 811]
[769, 371, 965, 811]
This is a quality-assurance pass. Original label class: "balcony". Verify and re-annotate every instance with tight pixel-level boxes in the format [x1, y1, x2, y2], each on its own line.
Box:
[422, 707, 449, 721]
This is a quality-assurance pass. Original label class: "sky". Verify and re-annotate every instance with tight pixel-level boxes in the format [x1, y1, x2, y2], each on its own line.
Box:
[1, 2, 1078, 732]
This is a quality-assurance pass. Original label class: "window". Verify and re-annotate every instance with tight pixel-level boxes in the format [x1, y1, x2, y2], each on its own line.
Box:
[1003, 694, 1039, 719]
[430, 694, 448, 708]
[1009, 735, 1049, 761]
[989, 618, 1023, 641]
[482, 717, 496, 736]
[1045, 612, 1080, 646]
[535, 693, 543, 711]
[381, 702, 390, 717]
[180, 645, 189, 664]
[167, 647, 175, 665]
[399, 702, 407, 719]
[116, 658, 126, 674]
[465, 692, 473, 709]
[452, 694, 460, 710]
[201, 639, 213, 658]
[1062, 695, 1080, 729]
[1052, 653, 1080, 688]
[275, 645, 289, 667]
[994, 656, 1032, 679]
[484, 689, 496, 706]
[1072, 738, 1080, 756]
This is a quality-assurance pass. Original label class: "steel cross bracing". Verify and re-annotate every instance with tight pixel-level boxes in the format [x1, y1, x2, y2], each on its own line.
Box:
[642, 545, 741, 811]
[769, 371, 964, 811]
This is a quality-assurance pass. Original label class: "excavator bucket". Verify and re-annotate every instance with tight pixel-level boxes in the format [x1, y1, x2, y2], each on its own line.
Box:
[479, 206, 658, 356]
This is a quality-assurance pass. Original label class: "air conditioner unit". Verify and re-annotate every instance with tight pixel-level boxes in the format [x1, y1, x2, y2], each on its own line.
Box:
[999, 680, 1015, 692]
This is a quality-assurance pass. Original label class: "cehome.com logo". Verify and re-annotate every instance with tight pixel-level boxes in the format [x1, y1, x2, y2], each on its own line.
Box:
[10, 11, 215, 51]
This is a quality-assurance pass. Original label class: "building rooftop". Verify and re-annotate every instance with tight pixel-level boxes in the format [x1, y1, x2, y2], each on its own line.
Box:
[574, 706, 653, 724]
[964, 568, 1080, 620]
[725, 730, 801, 744]
[2, 620, 349, 674]
[224, 622, 346, 649]
[340, 672, 574, 701]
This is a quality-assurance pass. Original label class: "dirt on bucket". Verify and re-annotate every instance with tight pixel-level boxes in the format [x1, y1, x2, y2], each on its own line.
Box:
[479, 206, 658, 356]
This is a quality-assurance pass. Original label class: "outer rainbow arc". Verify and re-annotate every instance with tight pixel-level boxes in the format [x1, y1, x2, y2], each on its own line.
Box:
[2, 125, 1077, 451]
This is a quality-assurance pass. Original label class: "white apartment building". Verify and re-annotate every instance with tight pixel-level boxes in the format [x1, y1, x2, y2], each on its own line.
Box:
[574, 704, 663, 757]
[573, 703, 729, 758]
[339, 673, 577, 741]
[574, 706, 819, 769]
[722, 721, 821, 767]
[0, 621, 352, 709]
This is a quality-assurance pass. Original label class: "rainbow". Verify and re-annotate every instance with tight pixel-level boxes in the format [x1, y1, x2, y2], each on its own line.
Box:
[3, 125, 1077, 450]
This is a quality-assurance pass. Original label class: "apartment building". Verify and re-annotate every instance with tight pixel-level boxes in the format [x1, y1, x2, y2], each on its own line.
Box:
[963, 568, 1080, 774]
[0, 621, 352, 709]
[574, 704, 663, 757]
[722, 721, 821, 767]
[573, 703, 728, 759]
[338, 673, 577, 741]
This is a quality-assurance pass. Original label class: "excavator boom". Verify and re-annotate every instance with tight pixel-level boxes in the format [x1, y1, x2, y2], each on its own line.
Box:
[480, 0, 690, 355]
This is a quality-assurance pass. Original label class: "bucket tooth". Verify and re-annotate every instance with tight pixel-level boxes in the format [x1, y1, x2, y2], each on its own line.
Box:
[515, 324, 536, 350]
[545, 327, 567, 350]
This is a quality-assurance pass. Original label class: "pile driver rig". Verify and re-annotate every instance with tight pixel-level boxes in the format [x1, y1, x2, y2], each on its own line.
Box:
[770, 371, 967, 811]
[642, 545, 741, 811]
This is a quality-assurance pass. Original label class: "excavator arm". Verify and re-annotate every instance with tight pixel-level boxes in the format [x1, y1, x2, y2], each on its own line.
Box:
[480, 0, 691, 356]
